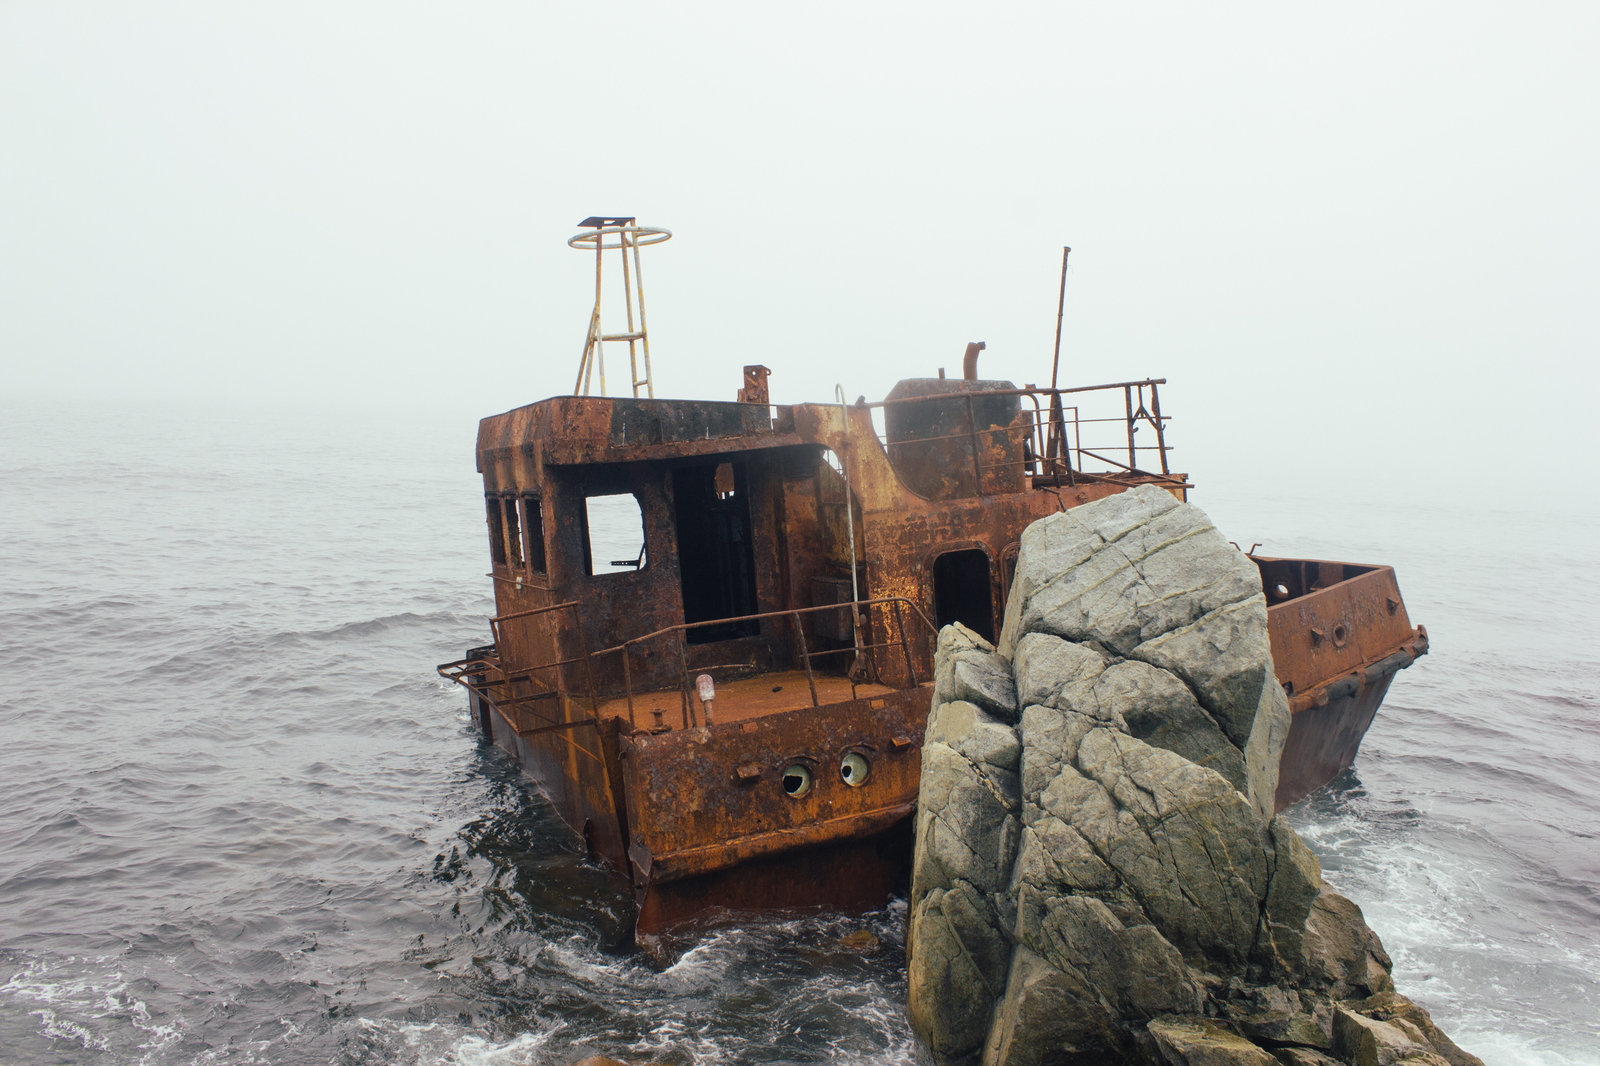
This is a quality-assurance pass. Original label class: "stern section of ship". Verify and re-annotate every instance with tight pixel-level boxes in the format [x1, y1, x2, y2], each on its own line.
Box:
[618, 685, 929, 942]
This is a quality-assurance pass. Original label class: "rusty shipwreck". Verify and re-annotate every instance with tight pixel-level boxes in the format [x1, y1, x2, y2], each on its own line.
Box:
[437, 221, 1427, 942]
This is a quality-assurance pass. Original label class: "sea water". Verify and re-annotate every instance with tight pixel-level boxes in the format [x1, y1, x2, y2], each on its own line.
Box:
[1, 402, 1595, 1065]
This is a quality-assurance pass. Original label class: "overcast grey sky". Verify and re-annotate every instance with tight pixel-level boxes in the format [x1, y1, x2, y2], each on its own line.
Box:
[2, 2, 1596, 501]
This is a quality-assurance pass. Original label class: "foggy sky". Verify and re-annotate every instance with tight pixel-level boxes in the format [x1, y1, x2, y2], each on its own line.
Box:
[2, 2, 1596, 503]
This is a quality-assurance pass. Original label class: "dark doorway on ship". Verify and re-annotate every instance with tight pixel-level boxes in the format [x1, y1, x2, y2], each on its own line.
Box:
[932, 548, 996, 643]
[673, 461, 760, 644]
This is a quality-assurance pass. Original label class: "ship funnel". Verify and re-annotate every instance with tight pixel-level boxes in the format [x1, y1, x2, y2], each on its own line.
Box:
[568, 217, 672, 398]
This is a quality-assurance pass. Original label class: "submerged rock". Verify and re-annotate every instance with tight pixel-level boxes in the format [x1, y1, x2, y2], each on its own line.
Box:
[906, 486, 1479, 1066]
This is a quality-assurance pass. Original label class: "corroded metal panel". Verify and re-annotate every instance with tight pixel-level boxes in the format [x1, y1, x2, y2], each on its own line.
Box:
[882, 378, 1026, 499]
[1258, 557, 1428, 812]
[618, 686, 930, 884]
[1258, 559, 1426, 710]
[635, 823, 914, 942]
[1273, 672, 1397, 813]
[478, 693, 630, 872]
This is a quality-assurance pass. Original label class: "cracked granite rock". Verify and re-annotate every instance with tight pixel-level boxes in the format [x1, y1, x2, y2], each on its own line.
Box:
[934, 623, 1020, 722]
[906, 488, 1480, 1066]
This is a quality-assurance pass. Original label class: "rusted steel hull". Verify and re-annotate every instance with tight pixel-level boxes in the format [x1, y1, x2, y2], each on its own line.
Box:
[1273, 670, 1396, 813]
[456, 657, 932, 939]
[634, 821, 915, 947]
[619, 686, 928, 937]
[473, 687, 632, 871]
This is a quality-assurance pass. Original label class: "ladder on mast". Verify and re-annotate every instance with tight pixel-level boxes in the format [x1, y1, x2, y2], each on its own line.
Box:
[568, 216, 672, 398]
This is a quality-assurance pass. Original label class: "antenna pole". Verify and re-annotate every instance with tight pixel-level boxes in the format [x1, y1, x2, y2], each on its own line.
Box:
[1044, 247, 1072, 477]
[1049, 246, 1071, 390]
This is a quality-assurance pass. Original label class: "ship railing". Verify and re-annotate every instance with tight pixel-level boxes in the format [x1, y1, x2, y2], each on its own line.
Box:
[588, 596, 940, 732]
[437, 599, 606, 741]
[439, 596, 940, 738]
[857, 379, 1184, 491]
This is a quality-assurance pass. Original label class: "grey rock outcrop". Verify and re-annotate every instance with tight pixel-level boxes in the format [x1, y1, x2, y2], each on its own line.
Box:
[906, 486, 1478, 1066]
[935, 623, 1020, 723]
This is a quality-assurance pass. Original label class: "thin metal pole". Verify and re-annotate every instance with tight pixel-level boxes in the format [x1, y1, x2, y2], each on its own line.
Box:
[792, 611, 820, 707]
[591, 234, 604, 395]
[893, 601, 916, 685]
[571, 604, 600, 720]
[1050, 247, 1070, 390]
[678, 634, 694, 728]
[965, 393, 984, 494]
[834, 386, 860, 650]
[1047, 247, 1070, 463]
[634, 228, 654, 398]
[622, 646, 637, 730]
[1074, 405, 1083, 472]
[1124, 385, 1136, 472]
[575, 308, 596, 396]
[1150, 383, 1170, 475]
[619, 227, 639, 397]
[1046, 392, 1065, 477]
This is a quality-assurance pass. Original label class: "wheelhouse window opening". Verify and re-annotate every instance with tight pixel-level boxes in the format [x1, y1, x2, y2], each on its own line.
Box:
[502, 497, 524, 569]
[485, 496, 507, 567]
[521, 496, 547, 575]
[673, 462, 759, 645]
[933, 548, 996, 643]
[582, 493, 647, 576]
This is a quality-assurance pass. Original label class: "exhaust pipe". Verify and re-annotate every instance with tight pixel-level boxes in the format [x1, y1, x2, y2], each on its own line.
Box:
[962, 341, 986, 381]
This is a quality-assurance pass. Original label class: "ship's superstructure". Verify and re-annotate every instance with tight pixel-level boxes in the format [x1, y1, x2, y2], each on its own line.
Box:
[438, 221, 1426, 940]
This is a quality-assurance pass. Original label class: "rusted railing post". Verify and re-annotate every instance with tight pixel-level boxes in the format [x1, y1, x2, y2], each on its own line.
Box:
[791, 611, 820, 707]
[621, 644, 637, 730]
[1021, 393, 1045, 478]
[892, 600, 916, 686]
[1124, 385, 1136, 473]
[965, 393, 985, 495]
[1150, 383, 1170, 475]
[570, 605, 601, 720]
[1073, 405, 1083, 472]
[677, 634, 695, 728]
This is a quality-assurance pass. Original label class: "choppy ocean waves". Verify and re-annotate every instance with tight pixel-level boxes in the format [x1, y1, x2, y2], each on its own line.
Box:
[3, 404, 1598, 1065]
[2, 890, 919, 1066]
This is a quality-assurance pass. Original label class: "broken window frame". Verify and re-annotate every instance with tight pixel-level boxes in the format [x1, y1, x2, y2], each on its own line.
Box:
[520, 495, 547, 575]
[581, 491, 649, 577]
[502, 496, 524, 569]
[485, 495, 508, 567]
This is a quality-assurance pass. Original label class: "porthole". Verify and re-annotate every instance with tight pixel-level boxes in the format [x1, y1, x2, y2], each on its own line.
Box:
[782, 764, 814, 798]
[1274, 583, 1290, 598]
[840, 752, 870, 787]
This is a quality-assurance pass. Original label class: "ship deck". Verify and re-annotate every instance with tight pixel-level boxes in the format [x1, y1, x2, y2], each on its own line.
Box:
[593, 669, 896, 729]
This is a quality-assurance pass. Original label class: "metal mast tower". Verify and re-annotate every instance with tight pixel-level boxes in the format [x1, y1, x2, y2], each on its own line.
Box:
[568, 216, 672, 397]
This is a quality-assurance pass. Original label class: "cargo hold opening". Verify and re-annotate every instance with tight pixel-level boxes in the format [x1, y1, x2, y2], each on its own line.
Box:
[674, 462, 759, 644]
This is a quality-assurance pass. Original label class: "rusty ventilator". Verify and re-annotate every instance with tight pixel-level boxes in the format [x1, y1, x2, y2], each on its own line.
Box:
[438, 222, 1427, 942]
